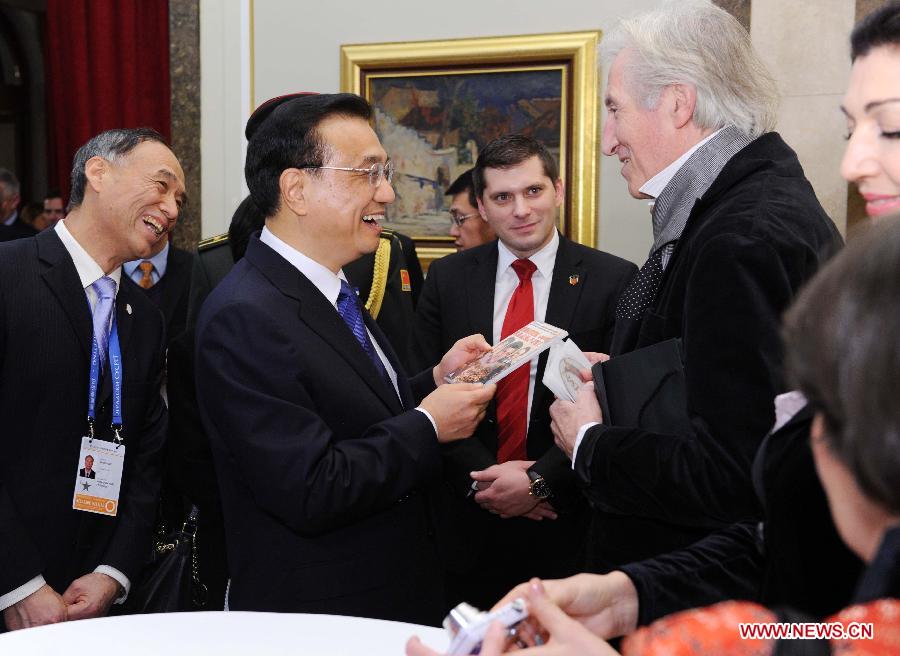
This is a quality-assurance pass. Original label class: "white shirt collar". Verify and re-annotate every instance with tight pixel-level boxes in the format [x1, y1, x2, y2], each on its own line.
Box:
[259, 226, 347, 306]
[497, 229, 559, 281]
[54, 220, 122, 292]
[639, 128, 724, 200]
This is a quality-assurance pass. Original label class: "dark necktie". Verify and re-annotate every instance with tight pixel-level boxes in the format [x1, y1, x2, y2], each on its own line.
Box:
[496, 258, 537, 463]
[336, 280, 389, 382]
[91, 276, 116, 371]
[615, 246, 665, 320]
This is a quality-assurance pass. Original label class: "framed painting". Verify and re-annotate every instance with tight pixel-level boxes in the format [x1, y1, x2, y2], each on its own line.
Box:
[341, 31, 601, 268]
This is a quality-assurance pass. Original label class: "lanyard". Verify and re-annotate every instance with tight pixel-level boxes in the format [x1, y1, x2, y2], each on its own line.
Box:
[87, 315, 124, 444]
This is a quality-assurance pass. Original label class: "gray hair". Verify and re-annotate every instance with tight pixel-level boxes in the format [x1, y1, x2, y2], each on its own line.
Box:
[0, 168, 20, 199]
[601, 0, 779, 138]
[68, 127, 169, 211]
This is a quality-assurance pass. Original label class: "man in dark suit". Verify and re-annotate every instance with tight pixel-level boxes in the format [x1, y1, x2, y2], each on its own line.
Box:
[124, 236, 192, 344]
[195, 92, 495, 624]
[0, 127, 182, 630]
[549, 1, 842, 573]
[79, 456, 97, 479]
[0, 168, 37, 242]
[408, 134, 637, 608]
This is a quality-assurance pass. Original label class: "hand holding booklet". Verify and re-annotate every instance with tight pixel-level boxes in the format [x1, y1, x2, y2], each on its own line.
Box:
[443, 321, 568, 385]
[542, 338, 592, 402]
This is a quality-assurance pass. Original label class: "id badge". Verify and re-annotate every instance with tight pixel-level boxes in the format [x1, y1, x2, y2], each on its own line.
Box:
[73, 435, 125, 516]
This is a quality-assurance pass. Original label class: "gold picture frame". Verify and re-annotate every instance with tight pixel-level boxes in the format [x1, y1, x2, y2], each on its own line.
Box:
[341, 31, 601, 268]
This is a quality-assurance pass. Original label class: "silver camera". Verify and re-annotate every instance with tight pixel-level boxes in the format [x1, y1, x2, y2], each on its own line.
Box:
[442, 598, 529, 654]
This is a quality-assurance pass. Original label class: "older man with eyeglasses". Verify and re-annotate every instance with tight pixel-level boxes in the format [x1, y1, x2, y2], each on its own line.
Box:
[195, 92, 497, 624]
[444, 168, 496, 251]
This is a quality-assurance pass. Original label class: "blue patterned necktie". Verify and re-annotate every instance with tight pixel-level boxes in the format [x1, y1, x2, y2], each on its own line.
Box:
[91, 276, 117, 370]
[336, 280, 389, 381]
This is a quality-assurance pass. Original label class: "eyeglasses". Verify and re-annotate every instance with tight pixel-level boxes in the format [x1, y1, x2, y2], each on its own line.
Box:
[300, 161, 395, 187]
[447, 211, 479, 227]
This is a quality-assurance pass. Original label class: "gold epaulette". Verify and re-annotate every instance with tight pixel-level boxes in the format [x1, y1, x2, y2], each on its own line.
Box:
[197, 233, 229, 251]
[364, 231, 394, 319]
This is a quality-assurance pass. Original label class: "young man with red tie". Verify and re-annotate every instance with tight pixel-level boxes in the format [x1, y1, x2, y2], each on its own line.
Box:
[409, 134, 637, 609]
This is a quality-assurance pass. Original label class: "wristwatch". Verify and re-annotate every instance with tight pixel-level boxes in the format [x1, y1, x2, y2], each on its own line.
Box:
[527, 469, 552, 500]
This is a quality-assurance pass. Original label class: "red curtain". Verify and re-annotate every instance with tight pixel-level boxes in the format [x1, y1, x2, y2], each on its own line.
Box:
[45, 0, 170, 202]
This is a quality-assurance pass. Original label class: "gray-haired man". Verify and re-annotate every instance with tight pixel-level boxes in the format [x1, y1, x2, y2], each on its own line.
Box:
[549, 0, 842, 571]
[0, 128, 183, 630]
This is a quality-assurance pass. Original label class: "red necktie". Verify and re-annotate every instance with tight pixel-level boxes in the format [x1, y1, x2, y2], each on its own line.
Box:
[495, 258, 537, 463]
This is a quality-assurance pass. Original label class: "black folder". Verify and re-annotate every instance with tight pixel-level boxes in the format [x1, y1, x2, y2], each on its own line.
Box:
[591, 338, 693, 436]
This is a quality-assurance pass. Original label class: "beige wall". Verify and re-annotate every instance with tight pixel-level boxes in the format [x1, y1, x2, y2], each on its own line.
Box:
[200, 0, 858, 256]
[752, 0, 855, 233]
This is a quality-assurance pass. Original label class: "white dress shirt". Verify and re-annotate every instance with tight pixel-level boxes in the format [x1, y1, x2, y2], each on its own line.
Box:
[259, 227, 437, 435]
[0, 221, 129, 613]
[493, 230, 559, 432]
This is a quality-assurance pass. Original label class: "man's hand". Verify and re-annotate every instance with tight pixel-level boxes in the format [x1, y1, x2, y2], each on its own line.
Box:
[521, 501, 559, 521]
[577, 352, 610, 384]
[420, 383, 496, 443]
[549, 383, 602, 460]
[492, 572, 639, 641]
[61, 573, 120, 621]
[472, 461, 557, 519]
[433, 334, 492, 385]
[2, 584, 67, 631]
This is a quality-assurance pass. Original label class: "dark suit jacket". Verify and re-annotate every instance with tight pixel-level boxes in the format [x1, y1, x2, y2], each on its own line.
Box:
[195, 235, 446, 624]
[620, 405, 863, 625]
[344, 230, 424, 371]
[576, 133, 842, 571]
[408, 234, 636, 604]
[157, 246, 192, 343]
[0, 230, 167, 603]
[0, 216, 38, 242]
[79, 469, 97, 479]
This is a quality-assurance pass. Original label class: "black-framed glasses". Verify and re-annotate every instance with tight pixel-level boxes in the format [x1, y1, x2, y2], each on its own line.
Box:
[301, 161, 395, 187]
[447, 211, 479, 227]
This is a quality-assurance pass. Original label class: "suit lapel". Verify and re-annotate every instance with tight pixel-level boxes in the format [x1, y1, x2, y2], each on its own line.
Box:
[544, 235, 585, 332]
[363, 312, 407, 412]
[115, 280, 137, 368]
[159, 248, 179, 324]
[37, 230, 93, 359]
[466, 243, 499, 344]
[529, 235, 586, 432]
[245, 237, 402, 414]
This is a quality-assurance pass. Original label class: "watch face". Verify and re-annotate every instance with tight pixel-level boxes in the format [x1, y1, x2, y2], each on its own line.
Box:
[531, 478, 551, 500]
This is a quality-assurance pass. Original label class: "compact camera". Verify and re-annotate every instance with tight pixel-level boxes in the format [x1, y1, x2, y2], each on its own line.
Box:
[442, 598, 529, 655]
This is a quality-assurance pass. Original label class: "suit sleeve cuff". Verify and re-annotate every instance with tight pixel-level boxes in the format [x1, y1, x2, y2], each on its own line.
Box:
[0, 575, 46, 611]
[571, 422, 601, 469]
[414, 407, 438, 438]
[94, 565, 130, 605]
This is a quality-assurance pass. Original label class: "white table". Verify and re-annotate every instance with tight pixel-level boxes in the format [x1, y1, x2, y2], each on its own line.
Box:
[0, 611, 449, 655]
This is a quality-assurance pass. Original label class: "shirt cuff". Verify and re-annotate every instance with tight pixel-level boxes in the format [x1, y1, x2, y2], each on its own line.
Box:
[414, 406, 439, 437]
[0, 575, 46, 612]
[94, 565, 130, 605]
[571, 422, 600, 469]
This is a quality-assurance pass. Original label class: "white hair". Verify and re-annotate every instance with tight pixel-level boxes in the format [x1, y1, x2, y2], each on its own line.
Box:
[601, 0, 779, 138]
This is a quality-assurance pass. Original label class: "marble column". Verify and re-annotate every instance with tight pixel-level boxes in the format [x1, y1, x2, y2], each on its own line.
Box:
[169, 0, 202, 249]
